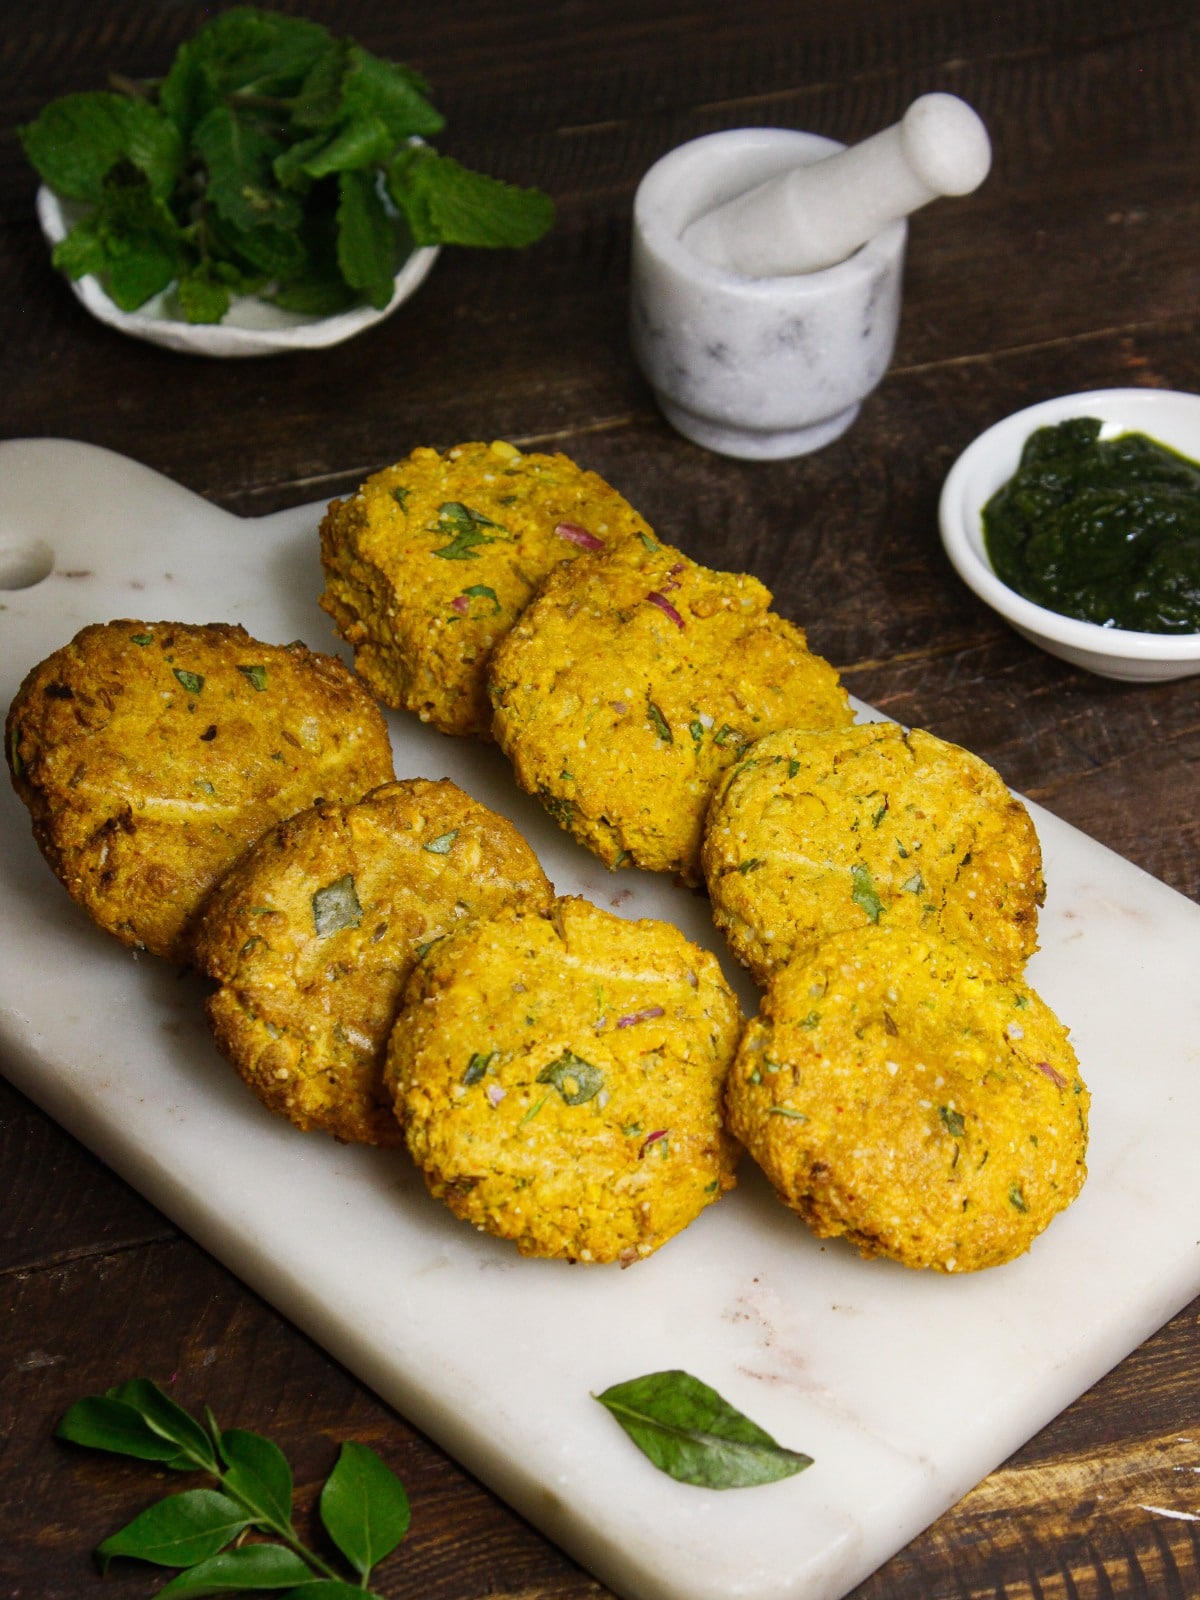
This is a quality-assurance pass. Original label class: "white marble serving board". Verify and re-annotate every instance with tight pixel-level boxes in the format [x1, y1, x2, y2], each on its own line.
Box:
[3, 438, 1200, 1600]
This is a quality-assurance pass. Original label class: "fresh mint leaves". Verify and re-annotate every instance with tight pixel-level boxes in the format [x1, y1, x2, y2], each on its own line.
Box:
[57, 1378, 410, 1596]
[594, 1369, 814, 1489]
[21, 7, 554, 324]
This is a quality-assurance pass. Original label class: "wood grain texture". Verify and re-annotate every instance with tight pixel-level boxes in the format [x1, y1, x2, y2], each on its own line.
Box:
[2, 2, 1199, 1596]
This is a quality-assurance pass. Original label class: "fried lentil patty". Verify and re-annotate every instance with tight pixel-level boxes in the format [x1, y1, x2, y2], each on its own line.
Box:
[702, 723, 1044, 984]
[487, 535, 853, 883]
[193, 778, 553, 1145]
[386, 895, 743, 1263]
[319, 439, 656, 738]
[725, 925, 1088, 1272]
[5, 620, 395, 963]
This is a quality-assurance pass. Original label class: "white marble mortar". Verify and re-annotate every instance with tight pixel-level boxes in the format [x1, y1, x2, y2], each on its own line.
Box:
[631, 128, 907, 459]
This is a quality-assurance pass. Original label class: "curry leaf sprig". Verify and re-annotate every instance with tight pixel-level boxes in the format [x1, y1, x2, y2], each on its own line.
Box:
[57, 1378, 410, 1596]
[20, 6, 554, 325]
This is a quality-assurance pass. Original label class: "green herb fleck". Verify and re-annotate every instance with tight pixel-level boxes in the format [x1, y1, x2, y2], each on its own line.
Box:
[461, 583, 501, 615]
[424, 829, 457, 854]
[594, 1369, 813, 1489]
[537, 1050, 604, 1105]
[520, 1094, 549, 1125]
[431, 501, 506, 560]
[713, 723, 746, 749]
[463, 1051, 496, 1086]
[1009, 1182, 1029, 1212]
[737, 857, 767, 874]
[787, 758, 800, 778]
[541, 791, 574, 827]
[646, 700, 672, 743]
[939, 1106, 966, 1139]
[767, 1106, 808, 1121]
[237, 664, 268, 692]
[799, 1011, 820, 1029]
[637, 532, 660, 553]
[172, 668, 204, 695]
[689, 719, 705, 748]
[312, 874, 362, 937]
[902, 871, 925, 894]
[391, 485, 411, 511]
[129, 632, 154, 646]
[850, 863, 885, 923]
[871, 801, 888, 828]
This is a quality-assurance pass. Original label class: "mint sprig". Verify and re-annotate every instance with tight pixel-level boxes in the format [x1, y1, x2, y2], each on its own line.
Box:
[57, 1378, 410, 1595]
[21, 6, 554, 324]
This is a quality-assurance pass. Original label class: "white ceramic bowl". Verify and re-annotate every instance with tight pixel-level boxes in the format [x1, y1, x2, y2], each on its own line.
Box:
[37, 185, 439, 358]
[939, 387, 1200, 682]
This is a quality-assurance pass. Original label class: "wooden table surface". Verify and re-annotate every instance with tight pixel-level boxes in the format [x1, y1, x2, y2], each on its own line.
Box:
[3, 2, 1199, 1596]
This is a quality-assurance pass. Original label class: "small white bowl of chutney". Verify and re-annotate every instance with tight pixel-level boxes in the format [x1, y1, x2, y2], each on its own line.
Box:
[939, 387, 1200, 682]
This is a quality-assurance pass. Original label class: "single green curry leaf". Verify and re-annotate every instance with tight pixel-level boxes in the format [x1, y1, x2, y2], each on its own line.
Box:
[319, 1439, 411, 1578]
[154, 1542, 315, 1596]
[97, 1488, 249, 1573]
[217, 1426, 295, 1531]
[594, 1369, 814, 1489]
[105, 1379, 221, 1472]
[57, 1396, 200, 1469]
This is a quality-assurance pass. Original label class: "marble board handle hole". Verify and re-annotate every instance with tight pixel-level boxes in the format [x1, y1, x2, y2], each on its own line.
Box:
[0, 532, 55, 590]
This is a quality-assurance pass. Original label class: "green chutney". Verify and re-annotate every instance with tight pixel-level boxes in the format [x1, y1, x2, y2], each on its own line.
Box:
[982, 415, 1200, 633]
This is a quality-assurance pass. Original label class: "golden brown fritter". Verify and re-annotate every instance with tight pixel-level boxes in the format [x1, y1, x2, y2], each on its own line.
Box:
[319, 440, 656, 738]
[387, 895, 743, 1263]
[702, 723, 1044, 984]
[725, 926, 1088, 1272]
[192, 779, 553, 1146]
[5, 620, 395, 963]
[488, 534, 853, 882]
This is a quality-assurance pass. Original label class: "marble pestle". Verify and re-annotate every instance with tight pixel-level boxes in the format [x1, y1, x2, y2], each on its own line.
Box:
[681, 93, 991, 277]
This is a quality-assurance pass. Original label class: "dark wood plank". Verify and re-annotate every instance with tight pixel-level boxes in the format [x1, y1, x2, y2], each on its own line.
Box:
[3, 1, 1199, 1597]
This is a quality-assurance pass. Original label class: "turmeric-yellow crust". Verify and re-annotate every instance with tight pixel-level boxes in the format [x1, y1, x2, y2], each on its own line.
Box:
[725, 926, 1088, 1272]
[703, 723, 1044, 984]
[5, 620, 395, 963]
[488, 536, 852, 882]
[193, 778, 553, 1146]
[387, 895, 743, 1263]
[319, 440, 655, 738]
